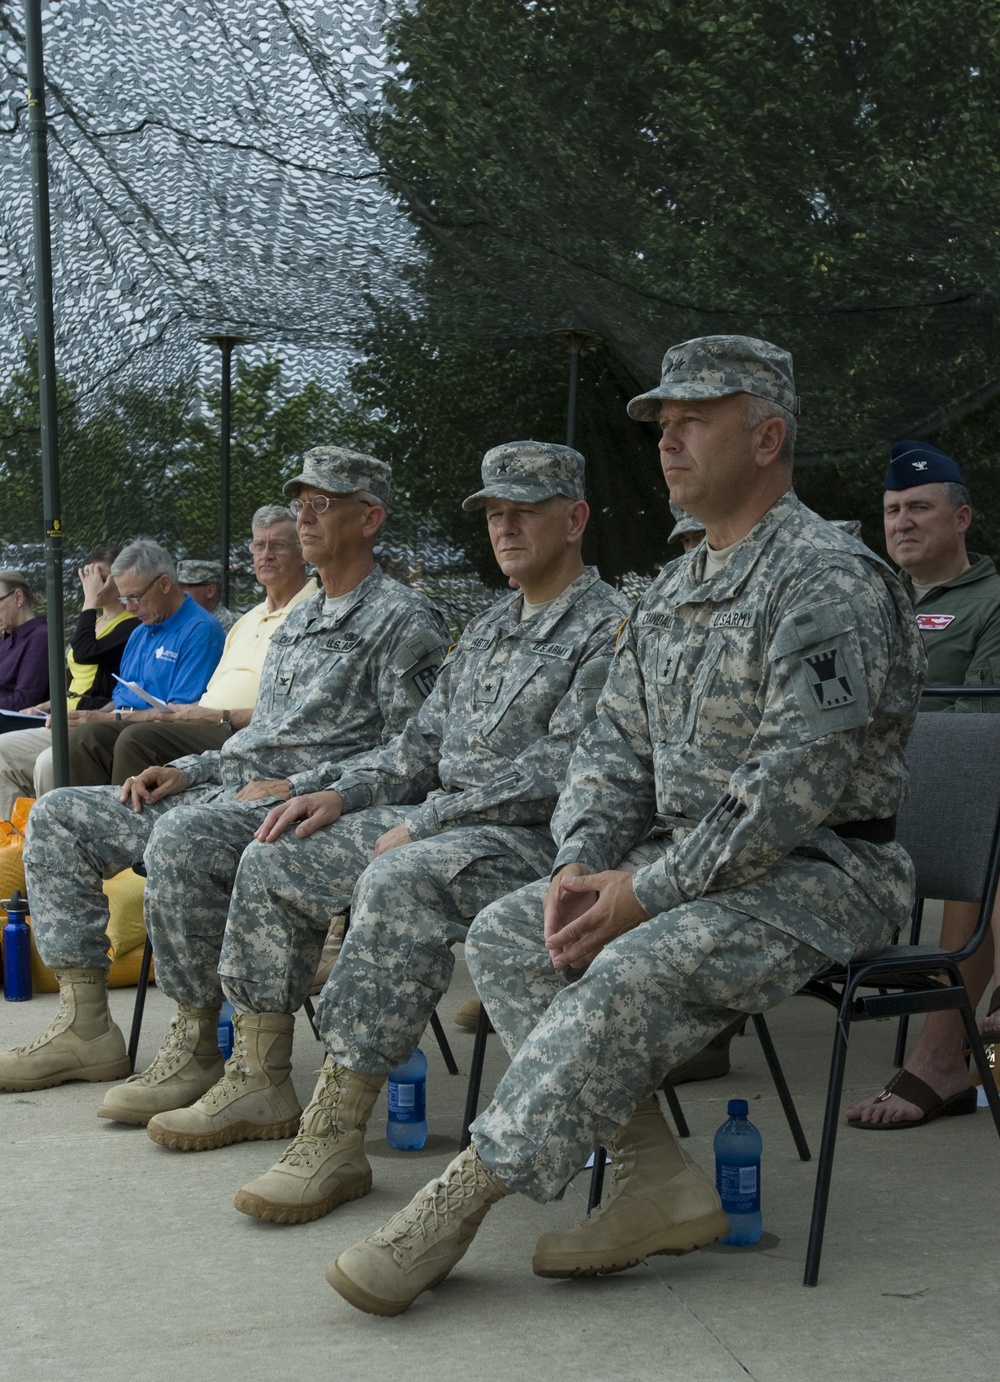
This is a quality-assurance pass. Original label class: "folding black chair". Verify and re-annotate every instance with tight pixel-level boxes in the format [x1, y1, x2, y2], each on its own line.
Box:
[777, 711, 1000, 1285]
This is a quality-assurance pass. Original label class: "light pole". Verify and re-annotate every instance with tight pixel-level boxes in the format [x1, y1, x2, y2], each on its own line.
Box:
[25, 0, 68, 784]
[201, 333, 253, 607]
[546, 329, 604, 448]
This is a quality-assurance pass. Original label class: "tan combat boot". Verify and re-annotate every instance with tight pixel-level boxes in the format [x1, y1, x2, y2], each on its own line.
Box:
[0, 968, 130, 1091]
[234, 1057, 385, 1223]
[327, 1146, 512, 1316]
[145, 1011, 301, 1151]
[531, 1096, 729, 1276]
[97, 1004, 224, 1126]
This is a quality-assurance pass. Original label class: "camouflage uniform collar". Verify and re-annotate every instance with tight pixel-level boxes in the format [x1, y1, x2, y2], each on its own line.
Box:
[305, 565, 385, 629]
[677, 490, 797, 594]
[495, 566, 604, 638]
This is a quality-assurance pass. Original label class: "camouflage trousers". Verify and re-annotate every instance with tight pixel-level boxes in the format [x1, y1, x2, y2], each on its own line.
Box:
[465, 839, 902, 1203]
[219, 805, 405, 1014]
[303, 820, 555, 1073]
[22, 785, 283, 1006]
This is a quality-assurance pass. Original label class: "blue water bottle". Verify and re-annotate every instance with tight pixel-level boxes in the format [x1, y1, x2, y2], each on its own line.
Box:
[2, 888, 33, 1002]
[386, 1048, 428, 1150]
[714, 1098, 763, 1245]
[217, 1000, 235, 1059]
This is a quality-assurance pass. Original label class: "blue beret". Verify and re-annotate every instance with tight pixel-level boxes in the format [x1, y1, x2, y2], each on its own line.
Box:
[884, 440, 966, 491]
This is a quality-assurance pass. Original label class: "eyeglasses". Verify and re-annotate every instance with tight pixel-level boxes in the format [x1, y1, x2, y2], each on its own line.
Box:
[289, 494, 370, 516]
[0, 591, 16, 603]
[117, 575, 163, 607]
[247, 539, 298, 555]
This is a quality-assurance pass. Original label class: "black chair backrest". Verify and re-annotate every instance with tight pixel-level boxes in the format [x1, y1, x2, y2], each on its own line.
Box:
[896, 713, 1000, 907]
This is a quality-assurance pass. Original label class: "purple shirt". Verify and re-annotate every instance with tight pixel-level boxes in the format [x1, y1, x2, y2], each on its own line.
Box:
[0, 615, 50, 710]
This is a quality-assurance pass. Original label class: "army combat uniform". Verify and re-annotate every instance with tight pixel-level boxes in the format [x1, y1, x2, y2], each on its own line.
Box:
[218, 568, 629, 1069]
[23, 570, 447, 1008]
[465, 492, 926, 1202]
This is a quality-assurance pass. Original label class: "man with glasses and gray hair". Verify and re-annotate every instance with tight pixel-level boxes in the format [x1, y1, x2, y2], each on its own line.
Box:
[63, 539, 225, 740]
[0, 448, 447, 1117]
[66, 506, 316, 785]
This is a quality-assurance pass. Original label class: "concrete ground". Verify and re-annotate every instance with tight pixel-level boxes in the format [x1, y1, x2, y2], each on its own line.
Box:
[3, 927, 998, 1382]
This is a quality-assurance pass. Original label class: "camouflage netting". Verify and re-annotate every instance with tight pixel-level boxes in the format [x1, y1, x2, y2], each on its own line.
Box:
[1, 1, 1000, 592]
[0, 0, 408, 396]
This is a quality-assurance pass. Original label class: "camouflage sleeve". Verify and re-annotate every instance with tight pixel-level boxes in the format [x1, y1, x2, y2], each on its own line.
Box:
[951, 603, 1000, 714]
[628, 575, 900, 917]
[166, 749, 220, 787]
[404, 644, 616, 839]
[550, 620, 658, 871]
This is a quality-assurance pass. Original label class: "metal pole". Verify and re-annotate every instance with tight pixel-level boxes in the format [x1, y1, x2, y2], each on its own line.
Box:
[219, 340, 233, 608]
[24, 0, 68, 785]
[202, 334, 251, 608]
[566, 337, 581, 449]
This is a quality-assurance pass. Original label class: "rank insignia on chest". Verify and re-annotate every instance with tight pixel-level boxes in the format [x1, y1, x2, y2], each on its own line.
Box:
[915, 613, 956, 631]
[803, 646, 855, 709]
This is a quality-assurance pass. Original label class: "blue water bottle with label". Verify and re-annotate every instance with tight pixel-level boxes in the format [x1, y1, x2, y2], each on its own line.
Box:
[714, 1098, 763, 1245]
[2, 888, 33, 1002]
[386, 1048, 427, 1150]
[217, 1000, 235, 1060]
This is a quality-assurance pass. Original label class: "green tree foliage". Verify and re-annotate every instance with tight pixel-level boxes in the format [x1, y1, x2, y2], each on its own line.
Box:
[0, 344, 360, 599]
[350, 0, 1000, 575]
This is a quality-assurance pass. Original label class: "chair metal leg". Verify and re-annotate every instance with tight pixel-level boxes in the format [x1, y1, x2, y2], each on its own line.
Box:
[751, 1013, 811, 1161]
[658, 1074, 690, 1138]
[127, 936, 154, 1072]
[430, 1009, 459, 1075]
[302, 995, 320, 1041]
[460, 1003, 492, 1149]
[960, 1003, 1000, 1138]
[893, 901, 923, 1067]
[803, 995, 854, 1286]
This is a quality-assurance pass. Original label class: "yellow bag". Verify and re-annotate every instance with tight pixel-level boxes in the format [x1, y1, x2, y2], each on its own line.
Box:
[0, 797, 153, 991]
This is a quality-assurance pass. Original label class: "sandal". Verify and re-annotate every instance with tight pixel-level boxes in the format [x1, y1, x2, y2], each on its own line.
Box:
[846, 1068, 977, 1131]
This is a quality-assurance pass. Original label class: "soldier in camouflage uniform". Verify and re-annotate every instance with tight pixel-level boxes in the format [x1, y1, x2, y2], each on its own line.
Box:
[326, 335, 926, 1318]
[143, 441, 626, 1211]
[0, 449, 448, 1119]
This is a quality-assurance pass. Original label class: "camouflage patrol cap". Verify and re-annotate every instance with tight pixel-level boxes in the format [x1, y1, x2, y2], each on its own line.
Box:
[668, 502, 705, 542]
[627, 335, 800, 421]
[462, 440, 586, 511]
[176, 559, 220, 586]
[283, 446, 392, 509]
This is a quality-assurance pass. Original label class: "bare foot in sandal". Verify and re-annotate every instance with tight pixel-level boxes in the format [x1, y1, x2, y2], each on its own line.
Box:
[846, 1044, 975, 1127]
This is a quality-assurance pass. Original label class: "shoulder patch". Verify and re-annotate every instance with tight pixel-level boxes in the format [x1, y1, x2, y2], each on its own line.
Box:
[803, 646, 856, 709]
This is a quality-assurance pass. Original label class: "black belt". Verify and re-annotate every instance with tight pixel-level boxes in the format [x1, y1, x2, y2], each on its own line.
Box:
[832, 815, 897, 844]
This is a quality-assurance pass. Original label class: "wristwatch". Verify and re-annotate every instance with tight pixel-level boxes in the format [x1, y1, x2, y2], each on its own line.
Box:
[221, 710, 232, 731]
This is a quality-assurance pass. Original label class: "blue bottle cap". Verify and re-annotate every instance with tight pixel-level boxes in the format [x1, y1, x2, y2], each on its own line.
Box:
[728, 1099, 749, 1116]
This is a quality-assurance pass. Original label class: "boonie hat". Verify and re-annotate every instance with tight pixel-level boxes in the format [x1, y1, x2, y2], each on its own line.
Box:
[462, 441, 586, 511]
[628, 335, 800, 421]
[884, 440, 966, 492]
[283, 446, 392, 509]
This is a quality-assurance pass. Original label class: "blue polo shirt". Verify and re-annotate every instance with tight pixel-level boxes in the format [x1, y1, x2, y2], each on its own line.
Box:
[112, 594, 224, 709]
